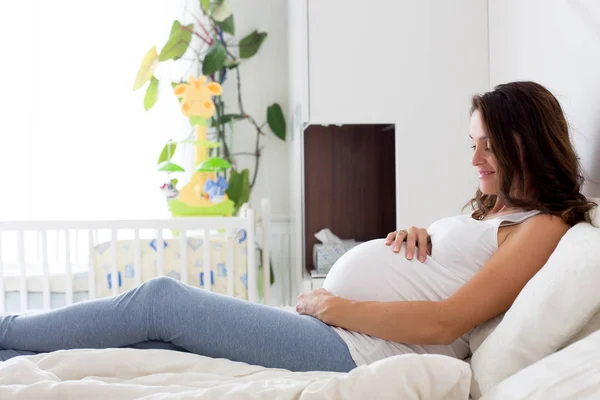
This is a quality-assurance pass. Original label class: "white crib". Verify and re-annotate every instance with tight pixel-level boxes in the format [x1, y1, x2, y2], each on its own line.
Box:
[0, 200, 272, 313]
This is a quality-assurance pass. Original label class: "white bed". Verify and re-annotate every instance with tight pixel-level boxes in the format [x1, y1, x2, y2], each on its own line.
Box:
[0, 347, 472, 400]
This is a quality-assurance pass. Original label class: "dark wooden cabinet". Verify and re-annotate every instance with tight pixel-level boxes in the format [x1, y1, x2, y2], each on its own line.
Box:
[303, 124, 396, 272]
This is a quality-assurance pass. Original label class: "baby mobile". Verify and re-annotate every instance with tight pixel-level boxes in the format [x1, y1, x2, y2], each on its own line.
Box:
[158, 75, 235, 217]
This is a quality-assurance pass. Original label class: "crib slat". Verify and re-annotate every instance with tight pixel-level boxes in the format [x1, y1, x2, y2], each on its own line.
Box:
[111, 228, 118, 296]
[203, 228, 211, 292]
[134, 229, 141, 287]
[17, 229, 27, 312]
[0, 233, 5, 313]
[74, 229, 79, 269]
[180, 230, 187, 284]
[41, 230, 50, 310]
[246, 208, 257, 302]
[156, 229, 164, 277]
[65, 230, 73, 306]
[261, 199, 271, 306]
[226, 229, 234, 297]
[88, 230, 96, 300]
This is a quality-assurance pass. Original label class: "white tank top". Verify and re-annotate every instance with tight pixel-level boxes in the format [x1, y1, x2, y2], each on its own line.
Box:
[322, 209, 541, 366]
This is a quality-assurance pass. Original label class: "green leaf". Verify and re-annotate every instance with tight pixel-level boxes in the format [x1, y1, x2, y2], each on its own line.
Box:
[218, 113, 245, 124]
[266, 103, 286, 140]
[203, 42, 227, 75]
[210, 0, 232, 22]
[200, 0, 210, 12]
[196, 157, 232, 172]
[257, 258, 275, 300]
[215, 14, 235, 35]
[159, 21, 193, 61]
[171, 178, 178, 186]
[157, 161, 185, 172]
[144, 76, 159, 111]
[239, 30, 267, 59]
[226, 168, 250, 214]
[158, 141, 177, 164]
[133, 46, 158, 90]
[257, 249, 276, 286]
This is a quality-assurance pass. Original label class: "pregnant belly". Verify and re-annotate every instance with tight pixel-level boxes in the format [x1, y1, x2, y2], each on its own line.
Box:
[322, 239, 464, 303]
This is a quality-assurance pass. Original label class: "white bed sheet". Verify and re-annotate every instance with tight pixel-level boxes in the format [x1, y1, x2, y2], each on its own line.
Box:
[0, 348, 472, 399]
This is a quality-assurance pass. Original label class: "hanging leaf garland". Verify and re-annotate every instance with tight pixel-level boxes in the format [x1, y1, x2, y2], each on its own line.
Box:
[133, 46, 158, 90]
[158, 141, 177, 164]
[203, 42, 227, 75]
[266, 103, 286, 140]
[239, 30, 267, 59]
[144, 77, 159, 111]
[159, 21, 193, 61]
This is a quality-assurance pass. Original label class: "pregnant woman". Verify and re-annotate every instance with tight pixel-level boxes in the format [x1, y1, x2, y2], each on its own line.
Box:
[0, 81, 596, 372]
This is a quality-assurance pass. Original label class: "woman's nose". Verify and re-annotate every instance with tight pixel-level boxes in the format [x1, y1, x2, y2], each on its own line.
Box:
[472, 148, 484, 166]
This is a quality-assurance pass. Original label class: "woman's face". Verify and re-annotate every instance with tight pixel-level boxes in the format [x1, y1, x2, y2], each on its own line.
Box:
[470, 110, 498, 195]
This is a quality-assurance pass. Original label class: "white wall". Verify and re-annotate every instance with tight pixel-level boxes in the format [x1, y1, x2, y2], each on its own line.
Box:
[489, 0, 600, 197]
[221, 0, 290, 219]
[304, 0, 490, 229]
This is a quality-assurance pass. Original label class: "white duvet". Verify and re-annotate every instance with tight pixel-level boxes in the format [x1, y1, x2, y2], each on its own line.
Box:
[0, 348, 471, 399]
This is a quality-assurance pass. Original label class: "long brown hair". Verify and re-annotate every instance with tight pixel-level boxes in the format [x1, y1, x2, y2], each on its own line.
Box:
[466, 81, 596, 226]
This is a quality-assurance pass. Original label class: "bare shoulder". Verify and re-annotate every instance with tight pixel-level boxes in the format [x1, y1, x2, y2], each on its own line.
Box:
[518, 213, 569, 234]
[505, 213, 570, 246]
[498, 213, 569, 248]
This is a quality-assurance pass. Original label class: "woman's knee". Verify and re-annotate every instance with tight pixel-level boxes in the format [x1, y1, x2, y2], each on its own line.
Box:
[143, 276, 180, 294]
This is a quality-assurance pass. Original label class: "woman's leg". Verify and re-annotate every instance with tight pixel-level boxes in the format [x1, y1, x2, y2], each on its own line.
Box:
[0, 277, 356, 372]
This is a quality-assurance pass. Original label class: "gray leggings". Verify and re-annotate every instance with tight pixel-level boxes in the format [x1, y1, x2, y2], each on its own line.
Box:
[0, 276, 356, 372]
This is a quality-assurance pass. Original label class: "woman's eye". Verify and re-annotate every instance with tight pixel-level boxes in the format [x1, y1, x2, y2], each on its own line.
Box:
[471, 145, 476, 151]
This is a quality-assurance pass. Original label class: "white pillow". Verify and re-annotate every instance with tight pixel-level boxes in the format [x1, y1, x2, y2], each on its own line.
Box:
[470, 222, 600, 397]
[482, 330, 600, 399]
[469, 313, 504, 354]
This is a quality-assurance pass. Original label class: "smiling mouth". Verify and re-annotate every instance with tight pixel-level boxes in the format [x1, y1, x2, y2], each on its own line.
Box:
[479, 171, 496, 179]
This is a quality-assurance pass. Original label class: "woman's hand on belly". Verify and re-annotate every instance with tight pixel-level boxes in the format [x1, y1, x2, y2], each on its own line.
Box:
[296, 288, 337, 321]
[385, 226, 432, 262]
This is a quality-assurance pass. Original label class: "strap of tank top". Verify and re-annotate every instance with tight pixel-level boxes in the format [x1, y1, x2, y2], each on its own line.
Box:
[497, 210, 541, 227]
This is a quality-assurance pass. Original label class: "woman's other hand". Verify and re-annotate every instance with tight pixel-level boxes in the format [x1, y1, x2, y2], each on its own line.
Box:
[296, 288, 336, 322]
[385, 227, 432, 262]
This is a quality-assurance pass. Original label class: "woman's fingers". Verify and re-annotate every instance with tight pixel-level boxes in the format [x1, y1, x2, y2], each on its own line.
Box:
[393, 230, 407, 252]
[386, 227, 431, 259]
[417, 230, 429, 262]
[385, 231, 396, 246]
[405, 227, 417, 259]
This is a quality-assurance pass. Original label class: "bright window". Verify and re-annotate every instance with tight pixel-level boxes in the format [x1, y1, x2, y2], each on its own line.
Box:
[0, 0, 193, 221]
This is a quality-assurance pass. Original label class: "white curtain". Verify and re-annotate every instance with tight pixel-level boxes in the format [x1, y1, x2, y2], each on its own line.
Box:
[0, 0, 194, 221]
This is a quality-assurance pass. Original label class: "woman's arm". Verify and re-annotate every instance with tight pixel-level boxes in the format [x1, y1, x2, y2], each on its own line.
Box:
[305, 214, 569, 345]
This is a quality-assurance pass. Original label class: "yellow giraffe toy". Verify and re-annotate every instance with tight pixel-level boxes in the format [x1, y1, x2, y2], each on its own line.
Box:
[168, 75, 235, 217]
